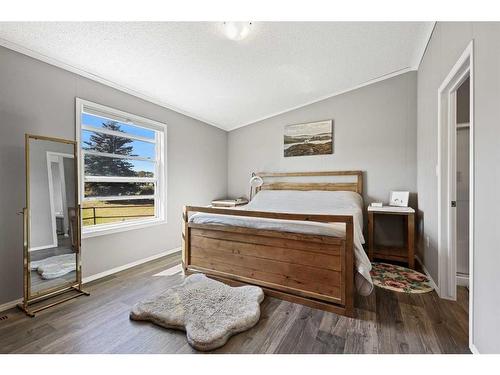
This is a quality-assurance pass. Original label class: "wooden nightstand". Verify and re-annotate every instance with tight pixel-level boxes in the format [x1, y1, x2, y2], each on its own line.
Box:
[367, 206, 415, 269]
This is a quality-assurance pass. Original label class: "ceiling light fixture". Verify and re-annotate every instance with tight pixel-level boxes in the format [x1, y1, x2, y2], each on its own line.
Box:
[223, 22, 252, 41]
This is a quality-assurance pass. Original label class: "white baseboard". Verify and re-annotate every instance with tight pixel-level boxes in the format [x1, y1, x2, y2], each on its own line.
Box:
[415, 255, 440, 294]
[470, 343, 480, 354]
[82, 247, 181, 284]
[153, 264, 183, 277]
[456, 273, 470, 287]
[29, 243, 57, 252]
[0, 298, 22, 313]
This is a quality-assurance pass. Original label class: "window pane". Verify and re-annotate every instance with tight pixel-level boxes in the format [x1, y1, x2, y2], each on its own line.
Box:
[82, 199, 155, 226]
[82, 130, 155, 160]
[84, 154, 155, 177]
[82, 113, 155, 139]
[84, 182, 154, 198]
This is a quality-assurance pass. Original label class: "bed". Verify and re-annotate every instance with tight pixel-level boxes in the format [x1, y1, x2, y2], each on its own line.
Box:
[182, 171, 372, 317]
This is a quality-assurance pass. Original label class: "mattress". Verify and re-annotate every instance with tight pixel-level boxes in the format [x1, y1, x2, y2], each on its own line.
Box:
[189, 190, 373, 296]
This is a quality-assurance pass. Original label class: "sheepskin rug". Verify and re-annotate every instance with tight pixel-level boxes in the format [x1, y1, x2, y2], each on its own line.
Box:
[130, 273, 264, 351]
[30, 254, 76, 279]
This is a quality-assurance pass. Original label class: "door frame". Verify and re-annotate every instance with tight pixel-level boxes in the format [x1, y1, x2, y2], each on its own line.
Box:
[46, 151, 74, 249]
[437, 40, 474, 348]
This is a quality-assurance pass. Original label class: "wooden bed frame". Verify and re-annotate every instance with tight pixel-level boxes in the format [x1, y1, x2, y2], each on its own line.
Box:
[182, 170, 363, 317]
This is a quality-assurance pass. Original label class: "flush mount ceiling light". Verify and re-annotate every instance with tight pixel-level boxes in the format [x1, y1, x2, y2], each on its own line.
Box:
[223, 22, 252, 41]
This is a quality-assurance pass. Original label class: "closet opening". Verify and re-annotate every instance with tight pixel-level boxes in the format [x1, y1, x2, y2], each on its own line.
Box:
[437, 41, 474, 351]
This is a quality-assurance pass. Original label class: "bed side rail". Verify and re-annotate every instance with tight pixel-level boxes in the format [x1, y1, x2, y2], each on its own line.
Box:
[183, 205, 353, 224]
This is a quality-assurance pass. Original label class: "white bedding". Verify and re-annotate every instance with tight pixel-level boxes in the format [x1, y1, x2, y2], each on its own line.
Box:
[189, 190, 373, 296]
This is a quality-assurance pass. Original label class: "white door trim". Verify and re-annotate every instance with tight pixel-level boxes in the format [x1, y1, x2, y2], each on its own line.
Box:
[46, 151, 74, 250]
[43, 153, 58, 251]
[437, 40, 474, 352]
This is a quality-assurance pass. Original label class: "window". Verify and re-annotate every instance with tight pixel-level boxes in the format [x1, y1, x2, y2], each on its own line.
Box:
[76, 99, 166, 237]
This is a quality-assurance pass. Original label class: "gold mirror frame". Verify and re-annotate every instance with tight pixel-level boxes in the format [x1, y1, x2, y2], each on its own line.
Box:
[18, 134, 89, 317]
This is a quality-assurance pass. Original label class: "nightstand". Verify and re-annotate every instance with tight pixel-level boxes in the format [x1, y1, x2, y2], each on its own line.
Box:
[367, 206, 415, 269]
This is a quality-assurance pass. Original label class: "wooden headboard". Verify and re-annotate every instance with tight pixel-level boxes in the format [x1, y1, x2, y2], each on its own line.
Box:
[256, 170, 363, 195]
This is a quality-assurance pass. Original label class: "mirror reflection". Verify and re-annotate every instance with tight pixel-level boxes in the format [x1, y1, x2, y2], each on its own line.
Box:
[28, 138, 78, 295]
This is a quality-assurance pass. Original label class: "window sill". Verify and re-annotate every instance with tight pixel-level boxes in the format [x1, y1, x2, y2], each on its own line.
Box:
[82, 218, 167, 239]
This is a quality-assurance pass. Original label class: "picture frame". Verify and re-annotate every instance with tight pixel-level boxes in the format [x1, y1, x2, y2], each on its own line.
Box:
[389, 191, 409, 207]
[284, 120, 333, 157]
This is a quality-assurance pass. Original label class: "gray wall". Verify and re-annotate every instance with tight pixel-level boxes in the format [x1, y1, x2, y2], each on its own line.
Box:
[417, 22, 500, 353]
[228, 71, 417, 243]
[0, 45, 227, 305]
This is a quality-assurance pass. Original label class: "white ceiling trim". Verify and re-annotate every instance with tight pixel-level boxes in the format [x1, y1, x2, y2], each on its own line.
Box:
[0, 37, 224, 130]
[416, 21, 437, 69]
[0, 23, 435, 133]
[227, 66, 415, 131]
[229, 22, 436, 131]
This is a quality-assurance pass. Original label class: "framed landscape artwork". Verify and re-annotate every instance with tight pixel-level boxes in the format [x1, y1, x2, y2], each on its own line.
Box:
[284, 120, 333, 157]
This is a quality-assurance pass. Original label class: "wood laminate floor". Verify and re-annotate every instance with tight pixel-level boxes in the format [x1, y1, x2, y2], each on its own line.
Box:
[0, 253, 470, 354]
[30, 236, 73, 262]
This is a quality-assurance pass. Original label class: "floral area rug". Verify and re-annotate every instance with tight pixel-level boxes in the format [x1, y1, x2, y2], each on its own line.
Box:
[370, 262, 433, 294]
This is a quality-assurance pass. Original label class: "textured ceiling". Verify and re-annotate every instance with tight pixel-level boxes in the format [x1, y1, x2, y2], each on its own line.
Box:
[0, 22, 434, 130]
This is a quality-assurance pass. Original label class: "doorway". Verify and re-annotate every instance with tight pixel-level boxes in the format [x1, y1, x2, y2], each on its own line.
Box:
[456, 77, 470, 288]
[437, 41, 474, 350]
[46, 152, 75, 252]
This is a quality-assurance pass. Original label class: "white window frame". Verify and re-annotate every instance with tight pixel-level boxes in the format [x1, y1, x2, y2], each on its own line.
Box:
[75, 98, 167, 238]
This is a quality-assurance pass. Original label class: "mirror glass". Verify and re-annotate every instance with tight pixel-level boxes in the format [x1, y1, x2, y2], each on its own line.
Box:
[28, 137, 78, 296]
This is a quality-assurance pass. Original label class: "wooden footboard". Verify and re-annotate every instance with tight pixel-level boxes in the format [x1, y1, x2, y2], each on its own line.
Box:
[182, 206, 355, 317]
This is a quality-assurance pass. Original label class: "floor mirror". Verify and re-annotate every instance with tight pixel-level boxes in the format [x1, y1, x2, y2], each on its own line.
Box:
[19, 134, 89, 317]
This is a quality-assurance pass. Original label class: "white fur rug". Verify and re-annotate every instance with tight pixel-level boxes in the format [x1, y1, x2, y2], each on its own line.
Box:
[130, 273, 264, 351]
[30, 254, 76, 279]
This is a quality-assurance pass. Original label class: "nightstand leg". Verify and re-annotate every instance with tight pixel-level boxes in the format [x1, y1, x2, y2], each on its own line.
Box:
[407, 213, 415, 269]
[368, 212, 374, 261]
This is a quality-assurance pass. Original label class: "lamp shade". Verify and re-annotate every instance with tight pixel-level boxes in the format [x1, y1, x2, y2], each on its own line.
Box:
[249, 174, 264, 200]
[249, 175, 264, 188]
